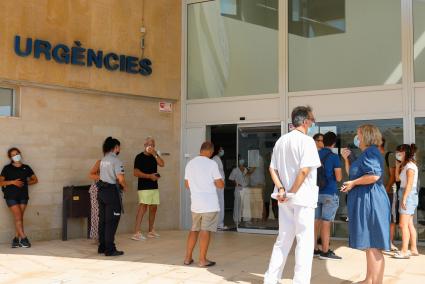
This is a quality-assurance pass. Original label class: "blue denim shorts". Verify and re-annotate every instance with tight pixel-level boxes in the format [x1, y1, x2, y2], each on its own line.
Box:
[398, 188, 418, 215]
[315, 194, 339, 221]
[5, 199, 28, 207]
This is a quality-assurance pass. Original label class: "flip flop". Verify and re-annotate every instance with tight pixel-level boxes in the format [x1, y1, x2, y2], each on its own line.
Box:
[199, 261, 216, 267]
[184, 259, 194, 265]
[410, 251, 420, 256]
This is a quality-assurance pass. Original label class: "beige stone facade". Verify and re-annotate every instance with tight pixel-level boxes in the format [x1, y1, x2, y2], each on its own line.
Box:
[0, 0, 181, 243]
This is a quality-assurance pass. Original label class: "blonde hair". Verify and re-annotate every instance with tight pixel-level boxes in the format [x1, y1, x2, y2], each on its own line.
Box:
[358, 124, 382, 147]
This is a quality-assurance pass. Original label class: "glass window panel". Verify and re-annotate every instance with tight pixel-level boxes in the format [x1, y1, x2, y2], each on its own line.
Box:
[414, 0, 425, 83]
[314, 119, 403, 239]
[0, 87, 14, 117]
[187, 0, 278, 99]
[289, 0, 402, 92]
[237, 125, 281, 230]
[414, 118, 425, 242]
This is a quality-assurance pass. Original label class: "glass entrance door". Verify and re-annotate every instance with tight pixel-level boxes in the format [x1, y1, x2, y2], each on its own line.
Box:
[235, 124, 281, 233]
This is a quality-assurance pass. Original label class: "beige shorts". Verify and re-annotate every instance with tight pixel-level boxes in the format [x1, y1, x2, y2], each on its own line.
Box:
[191, 212, 219, 232]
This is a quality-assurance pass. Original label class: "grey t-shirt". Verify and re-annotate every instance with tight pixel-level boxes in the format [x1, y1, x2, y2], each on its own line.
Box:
[100, 152, 124, 184]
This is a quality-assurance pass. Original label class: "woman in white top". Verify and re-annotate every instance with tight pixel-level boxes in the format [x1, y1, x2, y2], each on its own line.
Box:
[394, 144, 419, 258]
[212, 145, 227, 230]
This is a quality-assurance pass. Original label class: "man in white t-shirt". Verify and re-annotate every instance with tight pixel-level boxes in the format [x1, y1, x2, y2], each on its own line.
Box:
[184, 141, 225, 267]
[264, 106, 321, 284]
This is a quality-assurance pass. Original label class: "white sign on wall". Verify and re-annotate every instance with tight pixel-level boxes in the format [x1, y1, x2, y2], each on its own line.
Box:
[159, 101, 172, 113]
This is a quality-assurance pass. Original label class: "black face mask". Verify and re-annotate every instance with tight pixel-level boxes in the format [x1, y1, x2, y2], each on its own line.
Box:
[116, 151, 120, 156]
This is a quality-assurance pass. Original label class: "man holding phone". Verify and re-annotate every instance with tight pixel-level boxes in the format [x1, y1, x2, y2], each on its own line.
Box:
[132, 136, 165, 240]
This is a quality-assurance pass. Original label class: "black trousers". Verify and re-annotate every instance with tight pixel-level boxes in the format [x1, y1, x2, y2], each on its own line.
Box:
[98, 184, 121, 254]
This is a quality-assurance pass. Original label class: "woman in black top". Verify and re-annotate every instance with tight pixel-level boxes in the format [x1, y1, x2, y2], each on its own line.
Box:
[0, 147, 38, 248]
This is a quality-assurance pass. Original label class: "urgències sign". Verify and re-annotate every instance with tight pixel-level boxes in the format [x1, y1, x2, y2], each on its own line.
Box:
[14, 35, 152, 76]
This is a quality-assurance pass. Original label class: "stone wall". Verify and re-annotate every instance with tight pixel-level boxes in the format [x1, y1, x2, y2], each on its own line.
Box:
[0, 0, 182, 242]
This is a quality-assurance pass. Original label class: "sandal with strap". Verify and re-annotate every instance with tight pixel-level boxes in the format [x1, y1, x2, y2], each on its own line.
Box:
[393, 251, 410, 259]
[184, 259, 194, 265]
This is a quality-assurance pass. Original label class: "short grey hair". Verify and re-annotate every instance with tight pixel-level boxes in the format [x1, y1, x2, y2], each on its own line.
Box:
[144, 136, 155, 145]
[291, 106, 313, 127]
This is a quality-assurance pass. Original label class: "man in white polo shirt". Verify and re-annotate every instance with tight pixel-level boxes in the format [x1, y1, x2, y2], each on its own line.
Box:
[184, 141, 224, 267]
[264, 106, 321, 284]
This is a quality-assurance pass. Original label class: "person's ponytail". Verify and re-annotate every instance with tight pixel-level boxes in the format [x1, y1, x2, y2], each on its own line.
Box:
[102, 137, 120, 154]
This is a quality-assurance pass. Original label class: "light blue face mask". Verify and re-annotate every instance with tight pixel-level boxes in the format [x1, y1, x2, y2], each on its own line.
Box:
[307, 122, 317, 136]
[353, 135, 360, 148]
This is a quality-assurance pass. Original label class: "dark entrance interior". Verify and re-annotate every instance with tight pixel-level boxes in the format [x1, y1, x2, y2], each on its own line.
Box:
[210, 124, 237, 229]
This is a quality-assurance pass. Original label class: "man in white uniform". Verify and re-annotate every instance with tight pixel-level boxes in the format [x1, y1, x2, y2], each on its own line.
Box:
[229, 158, 250, 224]
[264, 106, 321, 284]
[212, 146, 227, 230]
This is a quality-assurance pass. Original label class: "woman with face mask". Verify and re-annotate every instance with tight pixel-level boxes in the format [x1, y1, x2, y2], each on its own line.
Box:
[393, 144, 419, 258]
[212, 145, 227, 230]
[97, 137, 128, 256]
[341, 125, 390, 284]
[0, 147, 38, 248]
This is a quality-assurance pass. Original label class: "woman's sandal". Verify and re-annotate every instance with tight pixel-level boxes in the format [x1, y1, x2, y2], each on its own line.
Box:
[199, 261, 216, 267]
[393, 251, 410, 259]
[410, 251, 420, 256]
[183, 259, 194, 265]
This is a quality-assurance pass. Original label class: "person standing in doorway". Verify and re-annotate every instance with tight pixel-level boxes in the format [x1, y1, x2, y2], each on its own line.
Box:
[184, 141, 224, 267]
[212, 145, 227, 230]
[132, 136, 165, 240]
[0, 148, 38, 248]
[98, 137, 127, 256]
[264, 106, 321, 284]
[314, 131, 342, 260]
[229, 158, 251, 224]
[263, 151, 278, 221]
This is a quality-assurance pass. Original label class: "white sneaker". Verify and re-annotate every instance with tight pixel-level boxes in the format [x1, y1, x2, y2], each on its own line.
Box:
[147, 231, 160, 238]
[131, 232, 146, 241]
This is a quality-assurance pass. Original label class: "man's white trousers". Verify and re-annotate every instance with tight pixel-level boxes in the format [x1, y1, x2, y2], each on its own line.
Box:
[217, 188, 225, 228]
[264, 203, 315, 284]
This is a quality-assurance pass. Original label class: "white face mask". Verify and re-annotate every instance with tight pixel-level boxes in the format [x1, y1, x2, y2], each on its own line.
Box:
[239, 159, 245, 166]
[219, 150, 224, 157]
[11, 154, 21, 162]
[395, 153, 403, 162]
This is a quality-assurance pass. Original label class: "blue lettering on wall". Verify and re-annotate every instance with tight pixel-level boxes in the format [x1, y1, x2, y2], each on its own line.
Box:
[104, 53, 119, 71]
[52, 44, 70, 64]
[13, 35, 153, 76]
[14, 36, 32, 57]
[34, 39, 52, 60]
[139, 58, 152, 76]
[87, 49, 103, 68]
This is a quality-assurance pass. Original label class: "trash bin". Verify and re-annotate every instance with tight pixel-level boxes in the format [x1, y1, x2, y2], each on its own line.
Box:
[62, 185, 91, 241]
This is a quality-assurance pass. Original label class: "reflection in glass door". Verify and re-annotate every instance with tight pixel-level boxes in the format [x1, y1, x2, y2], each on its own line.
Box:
[235, 124, 281, 233]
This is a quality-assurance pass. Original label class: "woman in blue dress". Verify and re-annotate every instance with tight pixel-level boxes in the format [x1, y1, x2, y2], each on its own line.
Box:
[341, 124, 390, 284]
